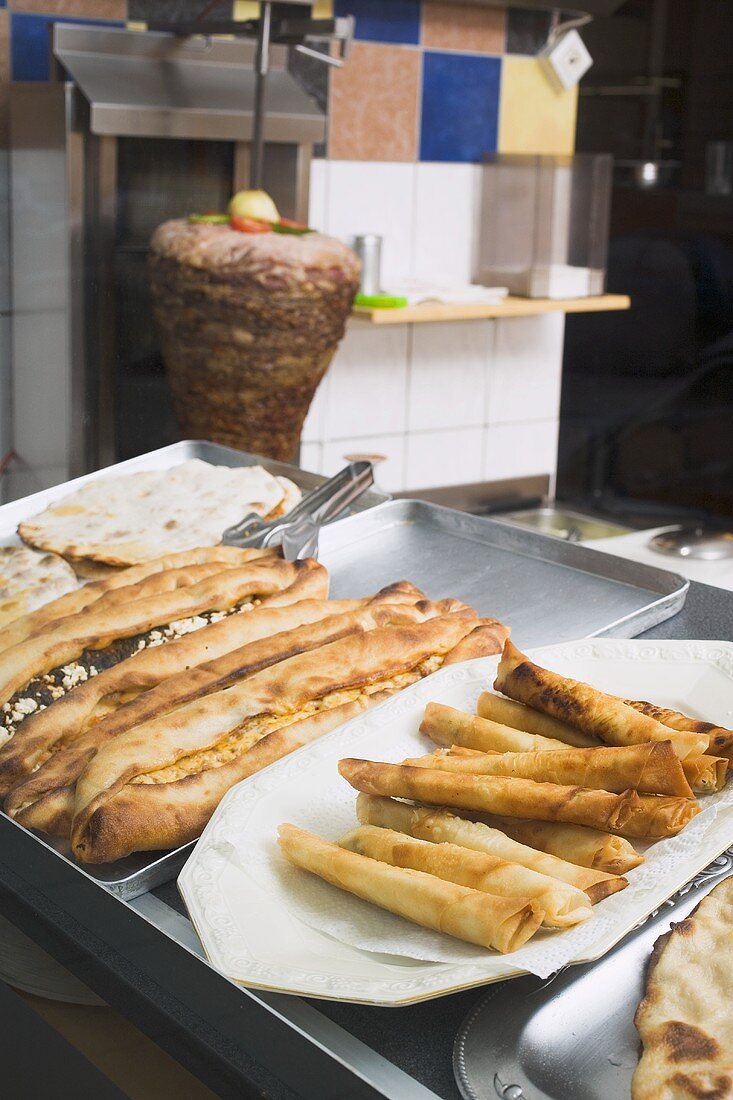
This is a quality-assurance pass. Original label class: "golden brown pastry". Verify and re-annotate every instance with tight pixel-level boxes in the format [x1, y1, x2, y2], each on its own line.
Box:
[633, 877, 733, 1100]
[278, 823, 544, 953]
[69, 611, 508, 862]
[404, 740, 693, 797]
[477, 691, 596, 747]
[493, 640, 708, 759]
[340, 825, 592, 927]
[626, 699, 733, 760]
[0, 546, 273, 655]
[0, 556, 325, 713]
[355, 795, 627, 901]
[456, 811, 644, 875]
[340, 759, 700, 838]
[3, 588, 434, 829]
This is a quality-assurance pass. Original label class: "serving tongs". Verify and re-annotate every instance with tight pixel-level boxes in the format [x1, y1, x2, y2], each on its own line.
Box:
[221, 461, 374, 560]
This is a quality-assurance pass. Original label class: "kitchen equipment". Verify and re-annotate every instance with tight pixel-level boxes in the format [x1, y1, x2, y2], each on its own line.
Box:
[493, 506, 633, 542]
[9, 23, 328, 487]
[705, 140, 733, 196]
[351, 234, 383, 296]
[476, 154, 612, 299]
[179, 638, 733, 1005]
[454, 846, 733, 1100]
[649, 526, 733, 561]
[222, 460, 375, 556]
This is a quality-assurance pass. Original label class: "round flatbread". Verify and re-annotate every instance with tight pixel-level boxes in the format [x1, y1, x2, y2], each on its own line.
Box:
[0, 546, 78, 629]
[18, 460, 302, 567]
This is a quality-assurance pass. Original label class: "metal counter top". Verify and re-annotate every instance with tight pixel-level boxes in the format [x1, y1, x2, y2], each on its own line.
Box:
[0, 579, 730, 1100]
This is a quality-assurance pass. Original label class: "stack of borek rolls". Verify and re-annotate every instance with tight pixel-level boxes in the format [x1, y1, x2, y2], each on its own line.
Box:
[0, 551, 509, 864]
[280, 639, 730, 955]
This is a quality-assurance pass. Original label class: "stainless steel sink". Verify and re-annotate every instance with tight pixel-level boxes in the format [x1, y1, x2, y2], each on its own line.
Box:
[492, 507, 634, 542]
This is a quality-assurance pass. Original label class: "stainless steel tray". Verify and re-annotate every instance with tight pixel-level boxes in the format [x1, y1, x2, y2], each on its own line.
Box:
[317, 500, 688, 647]
[454, 847, 733, 1100]
[0, 451, 686, 899]
[0, 440, 388, 901]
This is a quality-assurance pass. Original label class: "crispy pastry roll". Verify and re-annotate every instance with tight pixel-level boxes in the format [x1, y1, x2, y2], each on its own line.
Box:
[0, 582, 426, 802]
[464, 814, 644, 875]
[404, 740, 693, 797]
[680, 754, 729, 794]
[356, 795, 627, 901]
[421, 702, 572, 755]
[493, 640, 708, 759]
[476, 692, 596, 747]
[0, 546, 273, 654]
[3, 590, 437, 822]
[339, 825, 592, 927]
[340, 759, 699, 838]
[0, 556, 327, 712]
[278, 823, 543, 953]
[626, 699, 733, 760]
[69, 611, 508, 862]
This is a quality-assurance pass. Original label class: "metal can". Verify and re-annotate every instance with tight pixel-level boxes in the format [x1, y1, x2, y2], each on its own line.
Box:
[351, 234, 382, 296]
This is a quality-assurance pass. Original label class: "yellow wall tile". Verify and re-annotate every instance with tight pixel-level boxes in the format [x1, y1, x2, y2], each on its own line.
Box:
[234, 0, 332, 17]
[498, 56, 578, 156]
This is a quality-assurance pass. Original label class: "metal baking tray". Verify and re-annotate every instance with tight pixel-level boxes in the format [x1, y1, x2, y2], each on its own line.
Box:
[317, 500, 688, 647]
[0, 450, 686, 899]
[454, 847, 733, 1100]
[0, 440, 388, 900]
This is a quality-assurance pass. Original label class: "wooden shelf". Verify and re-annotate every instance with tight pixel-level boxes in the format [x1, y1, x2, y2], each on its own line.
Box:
[351, 293, 631, 325]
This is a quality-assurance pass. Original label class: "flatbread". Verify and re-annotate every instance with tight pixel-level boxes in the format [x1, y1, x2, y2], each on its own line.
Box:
[69, 612, 509, 862]
[633, 877, 733, 1100]
[18, 460, 302, 566]
[0, 546, 78, 629]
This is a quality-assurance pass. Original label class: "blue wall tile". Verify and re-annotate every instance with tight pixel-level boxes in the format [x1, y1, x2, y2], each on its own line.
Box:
[420, 51, 501, 164]
[11, 13, 124, 82]
[334, 0, 421, 46]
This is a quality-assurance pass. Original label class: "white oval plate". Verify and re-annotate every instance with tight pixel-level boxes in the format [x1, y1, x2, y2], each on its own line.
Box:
[178, 639, 733, 1005]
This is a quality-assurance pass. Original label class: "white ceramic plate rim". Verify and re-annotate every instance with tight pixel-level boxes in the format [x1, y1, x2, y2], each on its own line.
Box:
[179, 639, 733, 1005]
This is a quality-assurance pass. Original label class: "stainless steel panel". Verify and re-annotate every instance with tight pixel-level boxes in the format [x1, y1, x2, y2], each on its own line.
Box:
[317, 500, 688, 647]
[454, 848, 733, 1100]
[53, 26, 325, 143]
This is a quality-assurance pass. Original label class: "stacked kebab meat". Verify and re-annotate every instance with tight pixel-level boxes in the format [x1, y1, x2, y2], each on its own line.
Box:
[148, 191, 360, 462]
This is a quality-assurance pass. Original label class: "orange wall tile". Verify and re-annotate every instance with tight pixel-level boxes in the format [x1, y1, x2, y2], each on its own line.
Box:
[9, 0, 127, 17]
[422, 1, 505, 54]
[329, 40, 420, 161]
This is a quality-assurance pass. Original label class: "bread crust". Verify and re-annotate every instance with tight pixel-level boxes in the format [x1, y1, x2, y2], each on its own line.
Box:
[70, 611, 509, 862]
[0, 546, 273, 654]
[0, 556, 326, 710]
[3, 588, 435, 815]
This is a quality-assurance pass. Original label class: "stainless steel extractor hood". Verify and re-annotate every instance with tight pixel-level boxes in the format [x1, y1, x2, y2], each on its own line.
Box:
[52, 24, 326, 144]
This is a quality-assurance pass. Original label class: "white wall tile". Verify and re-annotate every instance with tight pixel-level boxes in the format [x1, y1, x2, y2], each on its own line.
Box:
[405, 427, 483, 490]
[13, 310, 70, 470]
[301, 371, 329, 443]
[487, 314, 565, 424]
[322, 435, 406, 493]
[324, 321, 408, 439]
[325, 161, 416, 288]
[298, 441, 322, 474]
[408, 321, 491, 431]
[411, 163, 482, 285]
[483, 419, 559, 482]
[308, 158, 328, 232]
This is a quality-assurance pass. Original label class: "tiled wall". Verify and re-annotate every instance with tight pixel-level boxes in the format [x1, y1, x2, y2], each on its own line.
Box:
[300, 311, 564, 492]
[0, 0, 577, 498]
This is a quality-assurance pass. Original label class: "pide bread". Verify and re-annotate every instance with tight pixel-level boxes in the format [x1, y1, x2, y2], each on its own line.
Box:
[0, 556, 326, 717]
[69, 612, 508, 862]
[3, 586, 434, 829]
